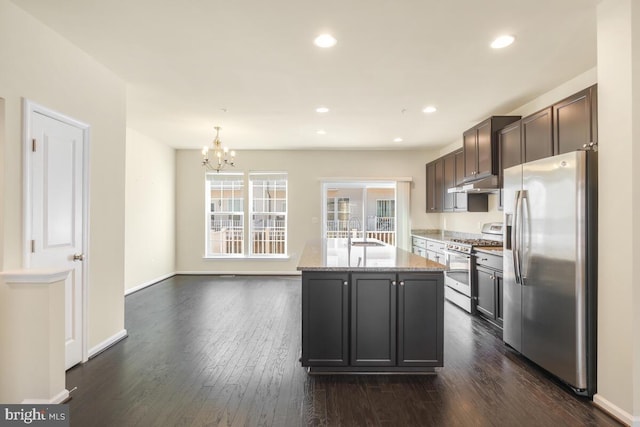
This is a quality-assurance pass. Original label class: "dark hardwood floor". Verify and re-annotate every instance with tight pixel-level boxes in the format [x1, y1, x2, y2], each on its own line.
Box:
[66, 275, 620, 427]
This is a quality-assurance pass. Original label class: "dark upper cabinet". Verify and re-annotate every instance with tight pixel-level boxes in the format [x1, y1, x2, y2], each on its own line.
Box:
[463, 129, 478, 179]
[425, 158, 444, 213]
[463, 116, 521, 182]
[434, 160, 444, 212]
[440, 149, 487, 213]
[301, 272, 349, 366]
[522, 107, 553, 163]
[453, 150, 468, 212]
[554, 85, 598, 155]
[350, 273, 397, 367]
[498, 120, 523, 210]
[476, 120, 492, 178]
[454, 150, 465, 186]
[426, 162, 436, 212]
[499, 120, 523, 178]
[443, 154, 456, 211]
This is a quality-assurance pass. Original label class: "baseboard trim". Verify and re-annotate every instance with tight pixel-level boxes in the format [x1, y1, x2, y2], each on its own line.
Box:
[22, 389, 69, 404]
[593, 393, 638, 426]
[175, 271, 301, 276]
[88, 329, 128, 359]
[125, 272, 176, 296]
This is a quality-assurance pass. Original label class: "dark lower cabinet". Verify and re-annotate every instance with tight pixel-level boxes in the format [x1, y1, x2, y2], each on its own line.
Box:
[397, 273, 443, 366]
[301, 271, 444, 371]
[476, 267, 496, 319]
[301, 272, 349, 366]
[474, 254, 503, 329]
[496, 273, 504, 325]
[351, 273, 396, 366]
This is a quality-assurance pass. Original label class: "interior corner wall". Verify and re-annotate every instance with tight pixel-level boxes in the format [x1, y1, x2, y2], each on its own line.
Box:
[595, 0, 637, 423]
[125, 128, 176, 292]
[175, 148, 440, 274]
[0, 0, 126, 350]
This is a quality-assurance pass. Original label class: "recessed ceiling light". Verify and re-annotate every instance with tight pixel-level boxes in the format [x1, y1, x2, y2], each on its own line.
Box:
[423, 106, 437, 114]
[317, 129, 327, 135]
[316, 106, 330, 113]
[314, 34, 337, 48]
[491, 35, 515, 49]
[393, 137, 403, 143]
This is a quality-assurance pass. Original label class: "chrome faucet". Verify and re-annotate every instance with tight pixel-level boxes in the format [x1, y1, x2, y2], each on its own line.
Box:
[347, 216, 361, 247]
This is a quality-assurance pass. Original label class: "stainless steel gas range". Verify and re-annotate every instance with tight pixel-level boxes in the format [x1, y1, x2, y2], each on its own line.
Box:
[444, 223, 503, 313]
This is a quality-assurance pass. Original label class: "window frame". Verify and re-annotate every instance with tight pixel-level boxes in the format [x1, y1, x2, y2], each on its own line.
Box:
[248, 172, 288, 258]
[205, 172, 246, 257]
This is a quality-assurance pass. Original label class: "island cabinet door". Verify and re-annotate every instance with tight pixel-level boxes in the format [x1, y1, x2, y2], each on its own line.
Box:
[397, 273, 444, 367]
[301, 272, 349, 366]
[350, 273, 397, 366]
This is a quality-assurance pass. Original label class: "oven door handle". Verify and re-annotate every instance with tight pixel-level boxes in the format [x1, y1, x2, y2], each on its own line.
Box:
[443, 250, 470, 259]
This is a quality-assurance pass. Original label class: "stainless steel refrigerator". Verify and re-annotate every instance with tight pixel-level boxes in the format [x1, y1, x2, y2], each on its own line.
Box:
[503, 150, 597, 397]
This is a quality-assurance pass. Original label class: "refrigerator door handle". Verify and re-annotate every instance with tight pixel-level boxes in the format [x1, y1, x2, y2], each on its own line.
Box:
[512, 190, 522, 283]
[521, 191, 530, 280]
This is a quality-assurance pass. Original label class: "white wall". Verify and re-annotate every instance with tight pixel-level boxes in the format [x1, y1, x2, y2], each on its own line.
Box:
[594, 0, 639, 424]
[176, 148, 440, 273]
[125, 128, 176, 293]
[0, 0, 126, 355]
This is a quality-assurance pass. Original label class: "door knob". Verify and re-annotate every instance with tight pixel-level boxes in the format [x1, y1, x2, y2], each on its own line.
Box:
[73, 253, 84, 261]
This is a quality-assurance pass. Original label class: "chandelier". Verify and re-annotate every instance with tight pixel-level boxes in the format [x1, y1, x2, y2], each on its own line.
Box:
[202, 126, 236, 172]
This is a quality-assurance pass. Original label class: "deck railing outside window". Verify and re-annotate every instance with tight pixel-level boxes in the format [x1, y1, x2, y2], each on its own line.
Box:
[209, 218, 243, 254]
[326, 216, 396, 246]
[252, 218, 286, 254]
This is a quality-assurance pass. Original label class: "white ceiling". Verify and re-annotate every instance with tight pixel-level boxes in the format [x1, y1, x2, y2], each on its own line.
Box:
[12, 0, 598, 150]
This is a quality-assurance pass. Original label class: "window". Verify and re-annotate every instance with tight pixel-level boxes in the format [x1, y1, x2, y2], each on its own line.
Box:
[326, 197, 350, 232]
[206, 173, 244, 256]
[376, 199, 395, 231]
[250, 172, 287, 256]
[322, 182, 398, 246]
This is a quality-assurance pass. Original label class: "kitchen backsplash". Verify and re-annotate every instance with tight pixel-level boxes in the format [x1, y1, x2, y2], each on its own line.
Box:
[440, 193, 503, 234]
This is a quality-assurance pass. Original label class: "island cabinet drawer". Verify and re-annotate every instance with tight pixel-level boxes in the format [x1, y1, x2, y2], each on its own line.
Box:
[301, 271, 444, 371]
[475, 252, 502, 271]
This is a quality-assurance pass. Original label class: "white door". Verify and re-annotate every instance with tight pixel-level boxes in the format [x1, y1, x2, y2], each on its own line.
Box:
[28, 108, 87, 370]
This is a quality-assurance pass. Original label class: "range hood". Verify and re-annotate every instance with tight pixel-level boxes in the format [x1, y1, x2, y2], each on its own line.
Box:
[447, 175, 499, 194]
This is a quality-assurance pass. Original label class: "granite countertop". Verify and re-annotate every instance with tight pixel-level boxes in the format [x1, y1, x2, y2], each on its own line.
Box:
[474, 247, 504, 256]
[411, 229, 482, 243]
[297, 238, 446, 272]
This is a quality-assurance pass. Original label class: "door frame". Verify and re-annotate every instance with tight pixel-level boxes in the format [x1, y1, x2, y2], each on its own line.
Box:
[22, 99, 91, 364]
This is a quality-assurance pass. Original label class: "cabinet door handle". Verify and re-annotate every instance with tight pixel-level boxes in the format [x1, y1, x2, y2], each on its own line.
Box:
[392, 281, 396, 286]
[400, 281, 405, 286]
[481, 258, 488, 261]
[343, 281, 348, 286]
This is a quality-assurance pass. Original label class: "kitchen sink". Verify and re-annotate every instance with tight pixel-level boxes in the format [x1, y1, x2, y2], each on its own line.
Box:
[351, 241, 385, 247]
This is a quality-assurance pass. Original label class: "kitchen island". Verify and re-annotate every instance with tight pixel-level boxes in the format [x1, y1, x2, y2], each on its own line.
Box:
[297, 238, 446, 373]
